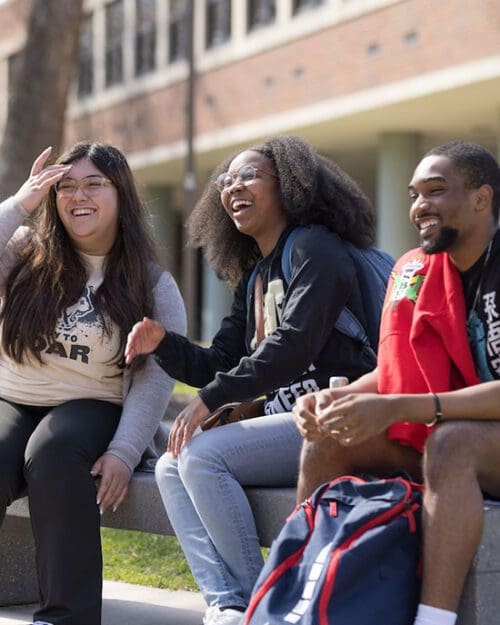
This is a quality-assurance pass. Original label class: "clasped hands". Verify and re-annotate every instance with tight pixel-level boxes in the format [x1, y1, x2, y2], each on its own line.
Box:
[293, 387, 400, 447]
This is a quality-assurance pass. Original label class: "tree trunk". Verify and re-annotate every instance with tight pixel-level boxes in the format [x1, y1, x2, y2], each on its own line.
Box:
[0, 0, 84, 197]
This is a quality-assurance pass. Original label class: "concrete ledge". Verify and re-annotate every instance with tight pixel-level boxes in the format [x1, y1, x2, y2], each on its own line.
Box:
[1, 470, 296, 606]
[4, 470, 500, 625]
[0, 516, 39, 607]
[457, 501, 500, 625]
[4, 472, 296, 542]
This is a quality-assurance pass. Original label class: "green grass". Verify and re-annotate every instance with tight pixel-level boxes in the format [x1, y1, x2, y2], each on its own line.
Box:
[102, 527, 269, 590]
[102, 528, 198, 590]
[102, 383, 268, 589]
[173, 380, 199, 395]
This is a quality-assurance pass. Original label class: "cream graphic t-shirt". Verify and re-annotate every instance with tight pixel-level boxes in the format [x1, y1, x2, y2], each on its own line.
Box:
[0, 253, 123, 406]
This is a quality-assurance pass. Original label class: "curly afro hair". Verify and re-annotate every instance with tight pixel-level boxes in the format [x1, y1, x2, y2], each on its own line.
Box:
[188, 135, 375, 287]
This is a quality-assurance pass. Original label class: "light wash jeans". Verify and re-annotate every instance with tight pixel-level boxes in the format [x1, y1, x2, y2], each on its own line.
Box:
[155, 412, 302, 610]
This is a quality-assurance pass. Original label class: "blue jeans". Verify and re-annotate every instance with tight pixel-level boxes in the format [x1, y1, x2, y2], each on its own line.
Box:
[155, 412, 302, 609]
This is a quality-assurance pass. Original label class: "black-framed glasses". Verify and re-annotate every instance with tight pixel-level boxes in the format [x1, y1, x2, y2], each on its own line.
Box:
[215, 164, 278, 193]
[55, 175, 113, 198]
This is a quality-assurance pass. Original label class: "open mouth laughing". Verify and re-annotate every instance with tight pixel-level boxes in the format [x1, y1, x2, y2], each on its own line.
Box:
[230, 199, 252, 214]
[71, 207, 96, 217]
[417, 217, 440, 238]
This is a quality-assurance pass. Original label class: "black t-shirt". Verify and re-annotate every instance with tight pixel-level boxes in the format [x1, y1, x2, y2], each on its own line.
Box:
[154, 225, 374, 412]
[460, 229, 500, 382]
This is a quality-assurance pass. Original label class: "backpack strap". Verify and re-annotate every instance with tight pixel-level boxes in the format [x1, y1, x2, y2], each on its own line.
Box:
[281, 227, 375, 358]
[280, 227, 303, 283]
[334, 308, 373, 350]
[246, 227, 304, 308]
[245, 227, 380, 361]
[342, 241, 394, 350]
[246, 264, 260, 310]
[245, 227, 303, 316]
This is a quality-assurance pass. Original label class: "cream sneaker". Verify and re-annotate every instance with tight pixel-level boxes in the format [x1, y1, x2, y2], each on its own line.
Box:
[203, 606, 245, 625]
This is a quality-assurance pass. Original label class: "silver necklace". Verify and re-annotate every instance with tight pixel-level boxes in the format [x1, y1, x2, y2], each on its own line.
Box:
[467, 239, 493, 322]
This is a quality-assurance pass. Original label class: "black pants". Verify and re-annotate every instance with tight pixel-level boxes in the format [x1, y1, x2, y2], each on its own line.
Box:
[0, 398, 121, 625]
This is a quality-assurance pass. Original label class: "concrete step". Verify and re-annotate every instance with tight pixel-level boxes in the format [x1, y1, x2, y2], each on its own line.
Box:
[0, 580, 205, 625]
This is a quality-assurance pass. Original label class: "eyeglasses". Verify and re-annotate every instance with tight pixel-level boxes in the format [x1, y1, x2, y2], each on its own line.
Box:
[55, 175, 113, 198]
[215, 164, 278, 193]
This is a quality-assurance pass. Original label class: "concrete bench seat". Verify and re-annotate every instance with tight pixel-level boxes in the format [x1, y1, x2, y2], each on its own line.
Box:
[0, 471, 296, 607]
[2, 470, 500, 625]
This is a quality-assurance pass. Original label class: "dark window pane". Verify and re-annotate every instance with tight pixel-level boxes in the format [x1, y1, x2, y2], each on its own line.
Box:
[206, 0, 231, 49]
[247, 0, 276, 32]
[77, 15, 93, 98]
[105, 0, 124, 86]
[135, 0, 156, 76]
[169, 0, 188, 63]
[292, 0, 325, 15]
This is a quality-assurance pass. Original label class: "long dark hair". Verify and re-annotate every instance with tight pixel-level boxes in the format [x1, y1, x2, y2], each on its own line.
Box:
[188, 135, 375, 286]
[1, 142, 158, 364]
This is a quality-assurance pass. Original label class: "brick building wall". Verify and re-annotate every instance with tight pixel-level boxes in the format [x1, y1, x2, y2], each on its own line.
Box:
[61, 0, 500, 155]
[1, 0, 499, 336]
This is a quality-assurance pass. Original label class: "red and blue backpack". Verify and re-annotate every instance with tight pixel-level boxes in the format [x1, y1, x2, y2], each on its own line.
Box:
[245, 474, 423, 625]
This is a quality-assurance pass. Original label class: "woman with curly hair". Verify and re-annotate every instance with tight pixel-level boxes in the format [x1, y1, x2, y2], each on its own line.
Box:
[0, 143, 186, 625]
[126, 135, 377, 625]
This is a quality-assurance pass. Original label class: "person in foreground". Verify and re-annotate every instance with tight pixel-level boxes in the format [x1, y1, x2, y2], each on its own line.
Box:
[293, 140, 500, 625]
[125, 135, 376, 625]
[0, 143, 186, 625]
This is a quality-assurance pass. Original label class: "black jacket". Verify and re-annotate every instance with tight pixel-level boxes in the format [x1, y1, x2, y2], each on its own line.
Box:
[154, 225, 374, 412]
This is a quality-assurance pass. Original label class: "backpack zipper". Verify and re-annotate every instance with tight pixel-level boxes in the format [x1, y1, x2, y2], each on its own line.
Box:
[318, 479, 413, 625]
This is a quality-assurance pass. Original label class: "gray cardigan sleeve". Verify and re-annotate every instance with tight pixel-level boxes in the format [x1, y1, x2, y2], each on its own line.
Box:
[105, 271, 187, 471]
[0, 197, 29, 293]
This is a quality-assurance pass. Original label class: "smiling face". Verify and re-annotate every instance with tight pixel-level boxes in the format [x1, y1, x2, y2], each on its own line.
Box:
[409, 155, 484, 259]
[219, 150, 288, 256]
[55, 158, 119, 255]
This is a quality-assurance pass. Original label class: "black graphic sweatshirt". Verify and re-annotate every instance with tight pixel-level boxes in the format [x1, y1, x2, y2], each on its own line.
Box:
[154, 225, 375, 413]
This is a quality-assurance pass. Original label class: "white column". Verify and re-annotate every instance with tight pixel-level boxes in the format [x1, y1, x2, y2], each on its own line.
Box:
[144, 185, 179, 275]
[232, 0, 247, 43]
[123, 0, 136, 82]
[376, 132, 421, 259]
[157, 0, 168, 68]
[194, 0, 205, 59]
[201, 262, 232, 343]
[92, 6, 105, 93]
[497, 108, 500, 163]
[0, 59, 8, 137]
[277, 0, 291, 24]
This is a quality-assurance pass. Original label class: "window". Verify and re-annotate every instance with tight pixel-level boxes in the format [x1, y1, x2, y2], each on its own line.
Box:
[292, 0, 325, 15]
[206, 0, 231, 49]
[77, 15, 94, 98]
[247, 0, 276, 31]
[135, 0, 156, 76]
[105, 0, 124, 87]
[169, 0, 189, 63]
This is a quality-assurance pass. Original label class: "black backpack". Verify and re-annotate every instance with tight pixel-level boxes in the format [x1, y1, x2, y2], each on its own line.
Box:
[246, 227, 394, 361]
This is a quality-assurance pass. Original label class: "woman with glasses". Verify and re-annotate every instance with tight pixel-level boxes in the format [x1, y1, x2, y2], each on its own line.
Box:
[125, 135, 376, 625]
[0, 142, 186, 625]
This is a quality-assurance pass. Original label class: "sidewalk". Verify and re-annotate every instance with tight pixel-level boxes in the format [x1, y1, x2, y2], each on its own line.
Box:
[0, 580, 206, 625]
